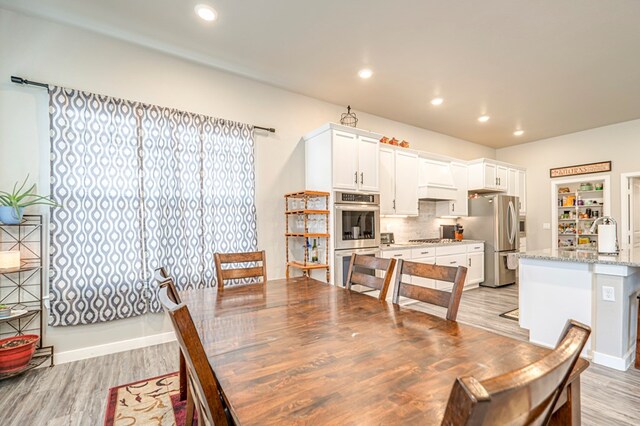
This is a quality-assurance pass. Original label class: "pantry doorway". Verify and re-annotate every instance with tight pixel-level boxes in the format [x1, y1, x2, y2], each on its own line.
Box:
[621, 172, 640, 250]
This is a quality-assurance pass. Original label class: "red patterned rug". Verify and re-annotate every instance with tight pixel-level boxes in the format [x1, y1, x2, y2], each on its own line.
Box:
[105, 372, 197, 425]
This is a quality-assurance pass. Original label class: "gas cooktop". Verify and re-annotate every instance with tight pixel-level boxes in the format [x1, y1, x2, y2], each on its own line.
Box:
[408, 238, 463, 244]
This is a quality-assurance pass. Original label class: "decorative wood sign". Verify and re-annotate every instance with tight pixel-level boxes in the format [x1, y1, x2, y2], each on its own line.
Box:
[550, 161, 611, 178]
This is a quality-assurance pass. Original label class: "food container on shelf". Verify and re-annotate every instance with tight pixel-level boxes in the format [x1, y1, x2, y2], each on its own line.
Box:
[595, 183, 603, 190]
[580, 183, 593, 191]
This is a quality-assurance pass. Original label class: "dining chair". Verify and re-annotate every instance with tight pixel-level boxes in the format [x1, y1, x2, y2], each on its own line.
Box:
[345, 254, 397, 300]
[159, 286, 232, 426]
[152, 267, 193, 426]
[392, 260, 467, 321]
[214, 250, 267, 289]
[441, 319, 591, 426]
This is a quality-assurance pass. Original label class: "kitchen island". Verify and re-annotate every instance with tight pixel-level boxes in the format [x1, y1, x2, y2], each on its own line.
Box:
[519, 249, 640, 370]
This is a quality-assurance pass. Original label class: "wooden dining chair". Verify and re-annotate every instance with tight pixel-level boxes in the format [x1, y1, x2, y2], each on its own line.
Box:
[159, 286, 232, 426]
[214, 250, 267, 289]
[392, 260, 467, 321]
[441, 319, 591, 426]
[152, 268, 194, 426]
[345, 254, 397, 300]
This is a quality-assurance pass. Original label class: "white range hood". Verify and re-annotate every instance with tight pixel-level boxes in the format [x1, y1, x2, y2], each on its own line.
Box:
[418, 158, 457, 201]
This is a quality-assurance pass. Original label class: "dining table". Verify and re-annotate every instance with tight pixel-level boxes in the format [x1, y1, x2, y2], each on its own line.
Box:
[180, 276, 588, 425]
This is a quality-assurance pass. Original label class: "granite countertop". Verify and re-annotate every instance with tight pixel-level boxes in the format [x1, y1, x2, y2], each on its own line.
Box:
[519, 248, 640, 268]
[379, 240, 485, 251]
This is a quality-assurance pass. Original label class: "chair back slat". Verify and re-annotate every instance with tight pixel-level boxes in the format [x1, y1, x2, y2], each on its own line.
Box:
[393, 259, 467, 321]
[159, 287, 230, 426]
[441, 320, 591, 426]
[214, 251, 267, 289]
[345, 254, 396, 300]
[398, 283, 451, 308]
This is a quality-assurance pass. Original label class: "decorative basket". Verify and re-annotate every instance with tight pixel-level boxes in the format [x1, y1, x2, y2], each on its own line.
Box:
[0, 335, 39, 373]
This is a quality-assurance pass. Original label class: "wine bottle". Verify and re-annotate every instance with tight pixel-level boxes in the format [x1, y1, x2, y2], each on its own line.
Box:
[312, 239, 319, 263]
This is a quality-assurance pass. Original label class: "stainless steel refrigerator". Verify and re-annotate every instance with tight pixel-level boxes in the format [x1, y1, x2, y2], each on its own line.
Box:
[459, 194, 519, 287]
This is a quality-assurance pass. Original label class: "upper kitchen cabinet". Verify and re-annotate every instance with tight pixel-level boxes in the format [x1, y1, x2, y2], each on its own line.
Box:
[305, 123, 380, 193]
[468, 158, 526, 215]
[468, 159, 503, 192]
[380, 146, 419, 216]
[435, 162, 469, 217]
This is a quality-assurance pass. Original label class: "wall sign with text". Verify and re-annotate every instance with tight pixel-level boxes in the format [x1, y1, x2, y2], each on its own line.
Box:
[550, 161, 611, 178]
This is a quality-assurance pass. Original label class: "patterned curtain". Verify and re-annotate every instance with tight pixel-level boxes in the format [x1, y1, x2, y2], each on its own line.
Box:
[49, 87, 257, 326]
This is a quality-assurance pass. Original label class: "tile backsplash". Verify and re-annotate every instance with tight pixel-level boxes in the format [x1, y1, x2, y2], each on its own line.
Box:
[381, 201, 456, 242]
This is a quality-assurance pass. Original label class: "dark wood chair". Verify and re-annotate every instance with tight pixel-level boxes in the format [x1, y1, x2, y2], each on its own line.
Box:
[159, 286, 232, 426]
[441, 320, 591, 426]
[392, 260, 467, 321]
[214, 250, 267, 289]
[152, 267, 193, 426]
[345, 254, 397, 300]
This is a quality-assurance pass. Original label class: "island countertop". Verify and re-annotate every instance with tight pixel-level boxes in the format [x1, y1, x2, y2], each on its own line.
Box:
[519, 248, 640, 268]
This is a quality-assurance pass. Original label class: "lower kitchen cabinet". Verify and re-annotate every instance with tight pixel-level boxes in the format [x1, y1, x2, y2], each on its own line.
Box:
[466, 251, 484, 288]
[435, 253, 466, 290]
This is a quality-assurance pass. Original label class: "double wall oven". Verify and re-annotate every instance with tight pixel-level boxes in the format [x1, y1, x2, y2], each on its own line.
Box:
[334, 192, 381, 287]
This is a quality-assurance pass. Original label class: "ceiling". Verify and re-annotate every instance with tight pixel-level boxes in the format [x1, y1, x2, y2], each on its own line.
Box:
[3, 0, 640, 148]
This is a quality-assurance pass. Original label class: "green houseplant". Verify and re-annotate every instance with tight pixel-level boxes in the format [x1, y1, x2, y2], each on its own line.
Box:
[0, 176, 59, 225]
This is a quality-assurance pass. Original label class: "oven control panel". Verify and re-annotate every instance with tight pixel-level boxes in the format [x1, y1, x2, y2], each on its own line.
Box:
[336, 192, 379, 204]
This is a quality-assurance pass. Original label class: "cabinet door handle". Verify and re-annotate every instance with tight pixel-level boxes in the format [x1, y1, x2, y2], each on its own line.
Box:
[468, 258, 471, 267]
[361, 172, 364, 185]
[394, 254, 403, 257]
[452, 203, 455, 211]
[450, 261, 457, 265]
[393, 199, 396, 210]
[420, 251, 430, 255]
[354, 171, 358, 184]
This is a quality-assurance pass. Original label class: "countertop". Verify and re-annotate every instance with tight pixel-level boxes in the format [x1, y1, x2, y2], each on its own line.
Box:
[519, 248, 640, 268]
[379, 240, 485, 251]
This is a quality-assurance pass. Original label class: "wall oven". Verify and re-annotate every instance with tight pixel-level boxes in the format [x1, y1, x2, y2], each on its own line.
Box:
[334, 247, 380, 288]
[334, 191, 381, 250]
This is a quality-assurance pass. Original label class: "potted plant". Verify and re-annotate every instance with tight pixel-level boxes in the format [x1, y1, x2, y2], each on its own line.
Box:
[0, 176, 59, 225]
[0, 304, 10, 318]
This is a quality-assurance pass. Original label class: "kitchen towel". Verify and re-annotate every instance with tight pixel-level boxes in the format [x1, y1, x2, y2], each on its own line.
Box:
[506, 253, 519, 270]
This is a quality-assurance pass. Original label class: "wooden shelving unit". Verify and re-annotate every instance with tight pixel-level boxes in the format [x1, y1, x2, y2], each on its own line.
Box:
[0, 215, 54, 380]
[285, 191, 330, 282]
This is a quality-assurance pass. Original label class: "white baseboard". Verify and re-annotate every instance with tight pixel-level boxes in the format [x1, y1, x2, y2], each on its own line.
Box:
[592, 348, 634, 371]
[54, 331, 176, 365]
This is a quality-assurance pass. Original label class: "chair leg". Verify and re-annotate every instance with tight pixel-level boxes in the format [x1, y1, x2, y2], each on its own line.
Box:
[185, 384, 195, 426]
[179, 352, 187, 401]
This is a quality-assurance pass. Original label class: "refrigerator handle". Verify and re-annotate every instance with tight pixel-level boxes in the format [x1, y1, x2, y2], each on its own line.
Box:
[508, 200, 517, 245]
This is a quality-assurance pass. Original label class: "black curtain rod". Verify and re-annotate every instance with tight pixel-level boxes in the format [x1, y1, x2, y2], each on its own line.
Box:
[10, 75, 276, 133]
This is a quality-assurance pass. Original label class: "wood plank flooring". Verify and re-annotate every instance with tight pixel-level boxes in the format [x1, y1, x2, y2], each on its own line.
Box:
[1, 284, 639, 425]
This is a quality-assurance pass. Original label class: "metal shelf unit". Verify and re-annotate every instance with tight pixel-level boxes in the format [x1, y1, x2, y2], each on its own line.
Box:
[0, 215, 54, 379]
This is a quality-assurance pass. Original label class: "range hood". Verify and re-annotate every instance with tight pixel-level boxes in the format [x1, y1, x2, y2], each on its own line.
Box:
[418, 158, 457, 201]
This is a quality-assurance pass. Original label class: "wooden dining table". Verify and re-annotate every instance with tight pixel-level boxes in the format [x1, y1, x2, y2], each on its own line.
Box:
[180, 277, 588, 425]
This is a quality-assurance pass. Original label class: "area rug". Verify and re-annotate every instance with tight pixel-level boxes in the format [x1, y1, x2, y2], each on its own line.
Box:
[499, 308, 520, 321]
[105, 372, 197, 425]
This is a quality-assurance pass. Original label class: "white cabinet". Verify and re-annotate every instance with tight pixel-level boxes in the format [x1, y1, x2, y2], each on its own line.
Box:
[507, 168, 518, 196]
[379, 147, 418, 216]
[466, 252, 484, 287]
[436, 162, 468, 217]
[435, 253, 467, 290]
[304, 123, 381, 193]
[332, 131, 359, 190]
[496, 165, 508, 191]
[468, 159, 504, 192]
[517, 169, 526, 215]
[379, 148, 395, 215]
[357, 135, 380, 192]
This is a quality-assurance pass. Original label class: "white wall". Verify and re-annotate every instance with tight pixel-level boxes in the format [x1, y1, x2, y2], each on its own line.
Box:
[497, 119, 640, 251]
[0, 8, 494, 357]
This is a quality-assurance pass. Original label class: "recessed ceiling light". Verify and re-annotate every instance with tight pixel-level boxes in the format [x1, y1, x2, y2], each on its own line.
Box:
[430, 97, 444, 106]
[513, 130, 524, 136]
[195, 4, 217, 22]
[478, 115, 490, 123]
[358, 68, 373, 79]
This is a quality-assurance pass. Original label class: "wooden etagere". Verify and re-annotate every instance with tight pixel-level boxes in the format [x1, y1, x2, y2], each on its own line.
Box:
[0, 215, 54, 380]
[285, 191, 330, 282]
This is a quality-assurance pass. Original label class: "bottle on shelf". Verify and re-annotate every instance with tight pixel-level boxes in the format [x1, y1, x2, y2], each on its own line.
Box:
[312, 239, 319, 263]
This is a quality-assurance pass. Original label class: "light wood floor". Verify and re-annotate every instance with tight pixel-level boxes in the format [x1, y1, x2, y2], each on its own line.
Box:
[1, 284, 639, 425]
